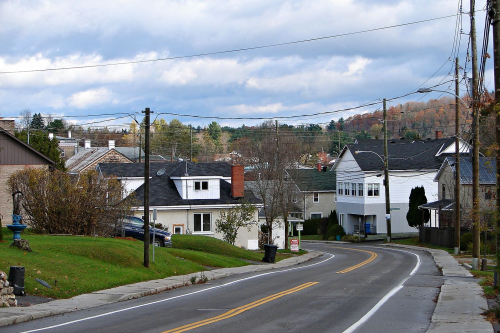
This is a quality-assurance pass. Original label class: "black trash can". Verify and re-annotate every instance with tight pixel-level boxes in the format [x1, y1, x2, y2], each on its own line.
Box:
[8, 266, 25, 296]
[262, 244, 278, 263]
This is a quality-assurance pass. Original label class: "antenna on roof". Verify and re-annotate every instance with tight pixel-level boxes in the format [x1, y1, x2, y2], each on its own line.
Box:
[157, 168, 166, 177]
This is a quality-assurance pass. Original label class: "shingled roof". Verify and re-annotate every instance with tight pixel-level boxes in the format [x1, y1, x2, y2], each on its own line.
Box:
[344, 138, 460, 171]
[436, 157, 496, 184]
[287, 169, 336, 192]
[97, 161, 261, 207]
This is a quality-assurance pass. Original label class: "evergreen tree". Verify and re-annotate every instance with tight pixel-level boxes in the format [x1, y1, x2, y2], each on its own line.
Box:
[16, 131, 65, 171]
[406, 186, 430, 228]
[30, 113, 45, 130]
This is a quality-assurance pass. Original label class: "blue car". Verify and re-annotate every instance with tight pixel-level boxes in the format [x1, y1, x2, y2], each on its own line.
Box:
[116, 216, 172, 247]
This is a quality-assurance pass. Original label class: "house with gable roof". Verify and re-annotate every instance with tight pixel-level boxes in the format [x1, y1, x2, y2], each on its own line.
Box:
[0, 127, 55, 226]
[420, 156, 496, 229]
[332, 136, 471, 236]
[96, 161, 263, 249]
[66, 140, 134, 174]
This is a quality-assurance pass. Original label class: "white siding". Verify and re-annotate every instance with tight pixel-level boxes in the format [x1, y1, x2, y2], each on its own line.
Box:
[173, 177, 222, 200]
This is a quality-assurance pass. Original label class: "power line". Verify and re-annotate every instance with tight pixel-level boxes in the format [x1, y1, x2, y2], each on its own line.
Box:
[0, 14, 459, 75]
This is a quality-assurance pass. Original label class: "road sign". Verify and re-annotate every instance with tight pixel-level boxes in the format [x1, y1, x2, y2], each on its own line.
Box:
[290, 239, 299, 252]
[296, 223, 303, 231]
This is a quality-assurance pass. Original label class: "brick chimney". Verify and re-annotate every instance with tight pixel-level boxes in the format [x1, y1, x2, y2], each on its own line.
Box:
[435, 130, 442, 139]
[231, 165, 244, 199]
[317, 162, 322, 172]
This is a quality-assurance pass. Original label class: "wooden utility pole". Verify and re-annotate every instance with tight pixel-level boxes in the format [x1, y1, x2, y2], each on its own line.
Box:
[143, 107, 152, 268]
[455, 57, 461, 255]
[470, 0, 481, 263]
[383, 98, 391, 243]
[492, 0, 500, 272]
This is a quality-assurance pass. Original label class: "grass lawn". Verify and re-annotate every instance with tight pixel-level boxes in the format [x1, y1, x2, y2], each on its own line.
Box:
[0, 232, 293, 299]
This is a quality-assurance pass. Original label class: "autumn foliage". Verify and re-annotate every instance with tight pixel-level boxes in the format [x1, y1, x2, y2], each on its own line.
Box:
[8, 168, 134, 236]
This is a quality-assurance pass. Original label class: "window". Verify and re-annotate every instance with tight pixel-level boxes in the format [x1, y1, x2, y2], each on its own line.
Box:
[367, 183, 380, 197]
[352, 183, 357, 197]
[442, 184, 446, 199]
[194, 213, 211, 232]
[358, 183, 363, 197]
[485, 187, 492, 200]
[339, 214, 345, 227]
[194, 181, 209, 191]
[338, 182, 344, 195]
[311, 213, 322, 219]
[345, 182, 350, 196]
[313, 192, 319, 203]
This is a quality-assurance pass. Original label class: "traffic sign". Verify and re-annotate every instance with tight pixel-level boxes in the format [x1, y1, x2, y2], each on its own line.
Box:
[296, 223, 303, 231]
[290, 239, 299, 252]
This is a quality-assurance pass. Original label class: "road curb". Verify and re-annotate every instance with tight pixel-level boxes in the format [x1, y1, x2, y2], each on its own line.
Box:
[0, 251, 323, 328]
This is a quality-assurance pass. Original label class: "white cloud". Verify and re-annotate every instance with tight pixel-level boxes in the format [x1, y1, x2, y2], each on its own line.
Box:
[68, 88, 113, 109]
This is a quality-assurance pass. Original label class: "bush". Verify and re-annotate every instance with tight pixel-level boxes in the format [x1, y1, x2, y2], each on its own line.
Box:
[302, 219, 320, 235]
[326, 224, 346, 240]
[341, 235, 361, 242]
[460, 232, 473, 252]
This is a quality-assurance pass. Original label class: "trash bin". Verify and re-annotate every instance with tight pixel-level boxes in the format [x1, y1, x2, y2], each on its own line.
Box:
[365, 223, 371, 234]
[262, 244, 278, 263]
[8, 266, 25, 296]
[336, 235, 341, 241]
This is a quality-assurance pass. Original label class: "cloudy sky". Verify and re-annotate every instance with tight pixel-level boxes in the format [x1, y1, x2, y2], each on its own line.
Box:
[0, 0, 492, 130]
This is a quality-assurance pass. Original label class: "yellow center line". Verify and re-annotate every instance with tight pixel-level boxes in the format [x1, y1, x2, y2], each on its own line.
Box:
[333, 247, 378, 274]
[162, 282, 318, 333]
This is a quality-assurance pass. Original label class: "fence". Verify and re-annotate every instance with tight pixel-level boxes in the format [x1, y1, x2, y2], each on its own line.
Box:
[419, 226, 455, 248]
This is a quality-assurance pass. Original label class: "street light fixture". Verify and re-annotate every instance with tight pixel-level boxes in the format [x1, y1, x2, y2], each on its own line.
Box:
[355, 149, 391, 242]
[416, 88, 471, 112]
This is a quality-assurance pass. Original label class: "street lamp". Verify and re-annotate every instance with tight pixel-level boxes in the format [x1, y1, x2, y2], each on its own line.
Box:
[355, 149, 391, 242]
[417, 87, 469, 255]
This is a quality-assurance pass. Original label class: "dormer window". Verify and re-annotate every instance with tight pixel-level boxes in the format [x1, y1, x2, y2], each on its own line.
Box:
[194, 181, 209, 191]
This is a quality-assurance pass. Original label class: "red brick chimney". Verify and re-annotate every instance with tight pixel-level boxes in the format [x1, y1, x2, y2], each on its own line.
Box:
[317, 162, 322, 172]
[231, 165, 244, 199]
[435, 130, 442, 139]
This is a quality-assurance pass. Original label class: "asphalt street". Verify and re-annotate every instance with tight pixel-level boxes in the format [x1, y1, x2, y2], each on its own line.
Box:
[4, 243, 443, 333]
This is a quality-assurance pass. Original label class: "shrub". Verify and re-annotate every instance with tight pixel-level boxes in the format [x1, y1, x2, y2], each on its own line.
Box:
[326, 224, 346, 240]
[302, 219, 320, 235]
[460, 232, 473, 252]
[341, 235, 361, 242]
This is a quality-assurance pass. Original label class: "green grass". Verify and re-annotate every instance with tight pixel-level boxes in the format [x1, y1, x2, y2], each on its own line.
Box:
[0, 233, 295, 299]
[392, 237, 455, 254]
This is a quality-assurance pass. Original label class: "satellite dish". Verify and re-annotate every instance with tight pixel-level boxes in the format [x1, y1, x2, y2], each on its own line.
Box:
[157, 168, 166, 177]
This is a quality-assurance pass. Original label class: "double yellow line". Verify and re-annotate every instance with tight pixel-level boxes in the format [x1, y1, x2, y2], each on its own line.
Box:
[336, 248, 378, 274]
[162, 282, 318, 333]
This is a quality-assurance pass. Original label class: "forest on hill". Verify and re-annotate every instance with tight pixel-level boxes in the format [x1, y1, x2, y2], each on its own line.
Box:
[16, 93, 496, 166]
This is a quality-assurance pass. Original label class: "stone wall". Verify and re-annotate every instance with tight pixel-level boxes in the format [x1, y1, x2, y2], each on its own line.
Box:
[0, 270, 16, 307]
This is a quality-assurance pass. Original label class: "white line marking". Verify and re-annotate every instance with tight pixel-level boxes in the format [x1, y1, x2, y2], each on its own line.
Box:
[21, 253, 334, 333]
[343, 247, 421, 333]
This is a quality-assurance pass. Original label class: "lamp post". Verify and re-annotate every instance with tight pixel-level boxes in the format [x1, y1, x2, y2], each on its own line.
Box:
[417, 86, 469, 254]
[355, 150, 391, 242]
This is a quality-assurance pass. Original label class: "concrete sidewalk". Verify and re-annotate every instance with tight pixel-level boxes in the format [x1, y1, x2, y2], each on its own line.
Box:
[383, 244, 494, 333]
[0, 245, 495, 332]
[0, 251, 321, 327]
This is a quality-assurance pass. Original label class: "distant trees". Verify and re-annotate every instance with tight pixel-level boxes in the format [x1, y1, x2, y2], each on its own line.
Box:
[8, 168, 133, 236]
[15, 131, 65, 171]
[406, 186, 430, 228]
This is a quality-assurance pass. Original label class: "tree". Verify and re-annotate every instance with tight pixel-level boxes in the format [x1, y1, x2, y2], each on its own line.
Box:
[8, 168, 134, 236]
[327, 120, 336, 133]
[16, 131, 65, 171]
[207, 121, 222, 145]
[215, 202, 256, 245]
[406, 186, 430, 228]
[30, 113, 44, 130]
[47, 119, 66, 133]
[370, 124, 383, 139]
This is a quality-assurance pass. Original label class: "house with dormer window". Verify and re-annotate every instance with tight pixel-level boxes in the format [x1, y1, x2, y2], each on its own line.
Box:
[332, 135, 471, 236]
[96, 161, 263, 249]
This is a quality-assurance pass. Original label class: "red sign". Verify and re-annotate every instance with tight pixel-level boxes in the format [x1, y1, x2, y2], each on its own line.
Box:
[290, 239, 299, 252]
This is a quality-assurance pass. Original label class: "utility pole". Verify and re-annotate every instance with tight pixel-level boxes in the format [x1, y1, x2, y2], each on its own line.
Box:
[455, 57, 461, 255]
[190, 124, 193, 162]
[491, 0, 500, 272]
[383, 98, 391, 243]
[470, 0, 481, 266]
[142, 107, 152, 268]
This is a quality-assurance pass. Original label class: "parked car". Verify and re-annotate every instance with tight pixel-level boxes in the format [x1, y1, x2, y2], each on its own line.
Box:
[116, 216, 172, 247]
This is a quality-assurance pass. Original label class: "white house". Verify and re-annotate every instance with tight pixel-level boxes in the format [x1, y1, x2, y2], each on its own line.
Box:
[96, 161, 263, 250]
[332, 136, 471, 236]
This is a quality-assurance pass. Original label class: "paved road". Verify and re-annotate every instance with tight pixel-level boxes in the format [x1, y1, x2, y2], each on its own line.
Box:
[4, 243, 443, 333]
